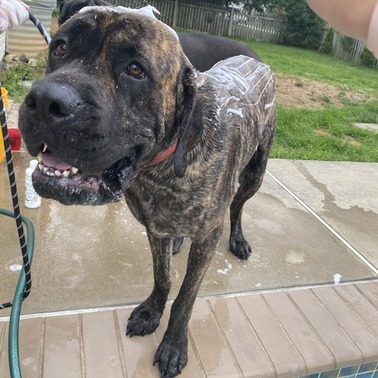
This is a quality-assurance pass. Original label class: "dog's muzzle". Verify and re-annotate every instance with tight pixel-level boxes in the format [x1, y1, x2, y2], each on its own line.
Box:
[20, 81, 140, 206]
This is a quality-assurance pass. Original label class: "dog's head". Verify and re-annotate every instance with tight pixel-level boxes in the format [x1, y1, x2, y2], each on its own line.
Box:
[19, 7, 198, 205]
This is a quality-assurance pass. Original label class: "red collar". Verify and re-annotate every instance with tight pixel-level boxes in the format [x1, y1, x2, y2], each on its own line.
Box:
[146, 141, 177, 167]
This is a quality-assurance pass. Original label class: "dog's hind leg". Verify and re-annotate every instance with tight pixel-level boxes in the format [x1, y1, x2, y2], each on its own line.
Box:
[229, 147, 268, 259]
[127, 234, 173, 337]
[229, 134, 273, 260]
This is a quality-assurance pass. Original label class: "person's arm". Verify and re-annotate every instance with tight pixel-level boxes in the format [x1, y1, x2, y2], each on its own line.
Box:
[0, 0, 29, 33]
[306, 0, 377, 41]
[367, 3, 378, 57]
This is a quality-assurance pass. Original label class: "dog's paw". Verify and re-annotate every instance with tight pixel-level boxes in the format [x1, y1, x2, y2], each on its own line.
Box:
[126, 304, 162, 337]
[154, 338, 188, 378]
[229, 236, 252, 260]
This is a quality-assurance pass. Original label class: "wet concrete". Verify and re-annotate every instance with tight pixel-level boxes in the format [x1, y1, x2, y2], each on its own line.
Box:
[268, 160, 378, 269]
[0, 153, 377, 316]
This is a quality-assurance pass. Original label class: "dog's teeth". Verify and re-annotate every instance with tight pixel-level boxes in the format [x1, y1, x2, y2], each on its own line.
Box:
[38, 163, 43, 171]
[42, 144, 48, 152]
[62, 170, 70, 178]
[42, 166, 49, 174]
[37, 153, 43, 162]
[55, 170, 61, 177]
[71, 167, 79, 175]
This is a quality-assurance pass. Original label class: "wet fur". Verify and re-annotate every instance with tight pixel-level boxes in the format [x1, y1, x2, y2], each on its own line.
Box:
[19, 9, 275, 378]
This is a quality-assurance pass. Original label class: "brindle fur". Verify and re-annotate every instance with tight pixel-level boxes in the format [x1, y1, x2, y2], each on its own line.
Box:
[19, 9, 275, 378]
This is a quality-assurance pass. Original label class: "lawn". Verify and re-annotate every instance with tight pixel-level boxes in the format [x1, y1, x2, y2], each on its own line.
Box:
[251, 41, 378, 96]
[1, 38, 378, 162]
[244, 41, 378, 162]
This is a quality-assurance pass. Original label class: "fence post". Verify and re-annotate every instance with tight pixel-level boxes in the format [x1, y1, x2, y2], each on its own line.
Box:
[227, 7, 234, 36]
[173, 0, 179, 28]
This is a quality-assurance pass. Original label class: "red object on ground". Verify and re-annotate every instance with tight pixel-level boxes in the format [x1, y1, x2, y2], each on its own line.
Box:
[8, 128, 22, 151]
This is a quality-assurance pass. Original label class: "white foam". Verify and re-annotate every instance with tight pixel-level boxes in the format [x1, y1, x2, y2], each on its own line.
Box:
[333, 273, 342, 285]
[197, 55, 276, 121]
[79, 5, 178, 39]
[227, 108, 244, 118]
[8, 264, 22, 272]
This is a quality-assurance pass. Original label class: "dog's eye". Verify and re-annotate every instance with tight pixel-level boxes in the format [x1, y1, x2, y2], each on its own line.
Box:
[126, 63, 145, 80]
[53, 41, 67, 57]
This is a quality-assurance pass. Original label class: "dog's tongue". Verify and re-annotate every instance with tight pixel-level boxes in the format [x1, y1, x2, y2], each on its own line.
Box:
[42, 152, 72, 170]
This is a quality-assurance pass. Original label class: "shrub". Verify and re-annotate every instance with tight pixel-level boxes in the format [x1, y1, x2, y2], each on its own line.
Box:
[277, 0, 324, 50]
[339, 36, 355, 54]
[1, 59, 46, 102]
[360, 47, 377, 67]
[319, 27, 334, 54]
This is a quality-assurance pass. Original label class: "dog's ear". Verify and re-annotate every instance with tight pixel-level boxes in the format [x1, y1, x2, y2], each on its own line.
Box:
[59, 0, 66, 13]
[174, 66, 203, 178]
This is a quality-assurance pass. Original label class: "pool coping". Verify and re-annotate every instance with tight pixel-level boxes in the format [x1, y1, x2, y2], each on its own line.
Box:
[1, 279, 378, 378]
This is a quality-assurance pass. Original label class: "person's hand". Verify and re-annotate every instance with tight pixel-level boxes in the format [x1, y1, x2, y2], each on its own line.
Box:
[0, 0, 29, 33]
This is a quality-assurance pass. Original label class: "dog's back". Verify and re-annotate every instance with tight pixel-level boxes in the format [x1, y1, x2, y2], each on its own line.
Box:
[201, 55, 273, 98]
[198, 55, 275, 137]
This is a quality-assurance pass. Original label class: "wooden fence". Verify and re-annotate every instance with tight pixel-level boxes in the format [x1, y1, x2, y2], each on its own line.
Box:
[332, 32, 366, 61]
[107, 0, 375, 65]
[176, 3, 229, 35]
[326, 31, 376, 66]
[108, 0, 284, 42]
[231, 10, 285, 42]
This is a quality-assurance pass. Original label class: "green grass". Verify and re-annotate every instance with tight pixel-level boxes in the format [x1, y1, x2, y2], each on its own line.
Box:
[1, 58, 45, 102]
[242, 41, 378, 162]
[249, 41, 378, 97]
[272, 104, 378, 162]
[2, 38, 378, 162]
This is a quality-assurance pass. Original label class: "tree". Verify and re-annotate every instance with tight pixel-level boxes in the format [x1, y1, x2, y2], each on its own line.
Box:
[360, 47, 377, 67]
[271, 0, 325, 50]
[183, 0, 278, 12]
[319, 27, 334, 54]
[176, 0, 325, 50]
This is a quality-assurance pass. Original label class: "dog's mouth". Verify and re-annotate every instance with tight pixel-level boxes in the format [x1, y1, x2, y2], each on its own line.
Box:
[32, 144, 138, 205]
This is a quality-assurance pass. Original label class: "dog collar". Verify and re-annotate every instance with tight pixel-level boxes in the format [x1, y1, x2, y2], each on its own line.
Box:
[147, 142, 177, 167]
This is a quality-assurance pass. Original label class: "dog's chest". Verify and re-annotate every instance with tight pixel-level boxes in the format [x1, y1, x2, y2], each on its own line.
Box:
[125, 163, 239, 238]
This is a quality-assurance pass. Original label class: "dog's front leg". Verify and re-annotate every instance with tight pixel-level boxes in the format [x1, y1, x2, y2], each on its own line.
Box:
[127, 234, 173, 337]
[154, 225, 223, 378]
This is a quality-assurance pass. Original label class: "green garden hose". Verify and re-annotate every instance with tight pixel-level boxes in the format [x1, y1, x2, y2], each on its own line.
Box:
[0, 12, 49, 378]
[0, 209, 34, 378]
[1, 95, 35, 378]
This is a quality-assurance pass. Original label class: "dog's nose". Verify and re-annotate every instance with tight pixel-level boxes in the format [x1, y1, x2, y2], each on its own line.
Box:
[24, 82, 82, 120]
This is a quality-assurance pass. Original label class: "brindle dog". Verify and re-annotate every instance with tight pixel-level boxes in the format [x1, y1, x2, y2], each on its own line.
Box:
[19, 7, 276, 378]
